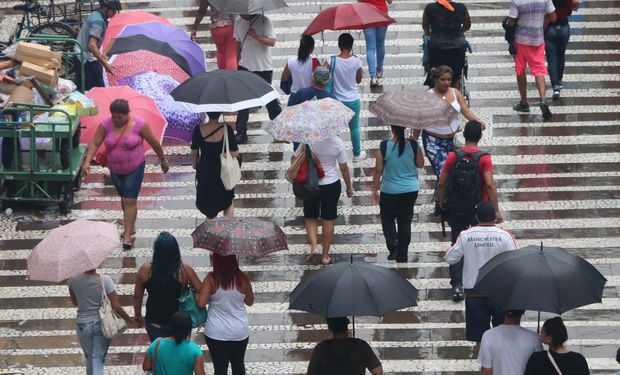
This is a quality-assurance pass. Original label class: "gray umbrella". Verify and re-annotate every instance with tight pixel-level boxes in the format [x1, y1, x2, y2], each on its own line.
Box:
[289, 259, 418, 335]
[170, 70, 280, 113]
[210, 0, 287, 14]
[474, 244, 607, 329]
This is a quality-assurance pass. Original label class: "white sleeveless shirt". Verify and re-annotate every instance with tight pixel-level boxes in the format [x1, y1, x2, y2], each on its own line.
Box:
[425, 88, 462, 135]
[204, 286, 249, 341]
[287, 56, 313, 94]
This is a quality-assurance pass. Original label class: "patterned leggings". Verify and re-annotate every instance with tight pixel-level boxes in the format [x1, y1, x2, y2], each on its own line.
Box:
[421, 131, 455, 199]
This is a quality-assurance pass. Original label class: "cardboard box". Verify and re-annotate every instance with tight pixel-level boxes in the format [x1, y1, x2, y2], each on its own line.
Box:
[13, 51, 62, 70]
[7, 85, 34, 105]
[14, 42, 55, 60]
[19, 61, 58, 87]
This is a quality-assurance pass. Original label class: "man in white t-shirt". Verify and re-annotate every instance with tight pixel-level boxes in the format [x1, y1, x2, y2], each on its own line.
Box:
[233, 14, 282, 143]
[479, 309, 543, 374]
[445, 201, 517, 351]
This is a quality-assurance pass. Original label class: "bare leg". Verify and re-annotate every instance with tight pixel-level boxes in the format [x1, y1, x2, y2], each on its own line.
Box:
[534, 75, 547, 101]
[304, 218, 319, 255]
[516, 73, 528, 104]
[321, 220, 335, 264]
[121, 197, 137, 242]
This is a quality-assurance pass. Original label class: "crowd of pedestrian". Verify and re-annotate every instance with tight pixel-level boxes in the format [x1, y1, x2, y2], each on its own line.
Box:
[65, 0, 599, 374]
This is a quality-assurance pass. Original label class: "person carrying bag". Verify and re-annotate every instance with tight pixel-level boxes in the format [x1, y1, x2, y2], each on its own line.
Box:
[220, 124, 242, 190]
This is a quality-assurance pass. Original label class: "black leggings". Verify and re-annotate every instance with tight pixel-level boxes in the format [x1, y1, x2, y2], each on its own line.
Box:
[205, 336, 249, 375]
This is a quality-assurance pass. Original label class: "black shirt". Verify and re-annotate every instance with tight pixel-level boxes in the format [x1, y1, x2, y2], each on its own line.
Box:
[525, 350, 590, 375]
[424, 2, 468, 37]
[307, 338, 381, 375]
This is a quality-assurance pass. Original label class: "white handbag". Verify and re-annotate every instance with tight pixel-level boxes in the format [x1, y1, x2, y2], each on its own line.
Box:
[99, 275, 127, 339]
[220, 125, 241, 190]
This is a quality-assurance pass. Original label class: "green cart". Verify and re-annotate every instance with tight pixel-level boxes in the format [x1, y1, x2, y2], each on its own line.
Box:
[0, 102, 86, 214]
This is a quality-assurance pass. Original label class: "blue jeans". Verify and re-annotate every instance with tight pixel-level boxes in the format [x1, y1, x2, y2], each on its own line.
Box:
[545, 21, 570, 87]
[76, 320, 110, 375]
[363, 26, 388, 79]
[342, 100, 361, 156]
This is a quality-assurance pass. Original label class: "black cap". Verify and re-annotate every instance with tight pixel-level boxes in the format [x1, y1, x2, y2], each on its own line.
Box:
[476, 201, 496, 222]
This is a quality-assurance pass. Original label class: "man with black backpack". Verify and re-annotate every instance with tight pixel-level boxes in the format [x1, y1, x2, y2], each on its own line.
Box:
[438, 120, 502, 301]
[307, 317, 383, 375]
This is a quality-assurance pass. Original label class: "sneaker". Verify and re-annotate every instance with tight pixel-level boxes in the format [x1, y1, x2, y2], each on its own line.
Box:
[452, 286, 464, 302]
[512, 102, 530, 112]
[352, 150, 367, 162]
[540, 101, 553, 120]
[552, 87, 561, 101]
[370, 79, 379, 87]
[387, 246, 398, 260]
[558, 83, 563, 90]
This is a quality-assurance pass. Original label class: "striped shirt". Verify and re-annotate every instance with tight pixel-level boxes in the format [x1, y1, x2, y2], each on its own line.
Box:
[509, 0, 555, 46]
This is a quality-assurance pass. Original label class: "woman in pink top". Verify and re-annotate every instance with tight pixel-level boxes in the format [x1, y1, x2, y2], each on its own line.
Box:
[82, 99, 169, 249]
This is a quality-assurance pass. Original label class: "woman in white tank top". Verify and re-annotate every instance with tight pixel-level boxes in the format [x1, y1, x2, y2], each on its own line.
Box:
[281, 36, 319, 104]
[412, 65, 483, 216]
[197, 254, 254, 375]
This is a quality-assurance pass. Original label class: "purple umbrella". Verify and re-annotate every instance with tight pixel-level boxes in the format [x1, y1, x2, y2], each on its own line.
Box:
[114, 22, 206, 76]
[120, 71, 204, 142]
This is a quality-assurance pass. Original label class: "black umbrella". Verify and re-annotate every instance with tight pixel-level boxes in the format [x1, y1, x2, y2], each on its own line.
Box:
[170, 70, 280, 113]
[474, 243, 607, 329]
[107, 34, 194, 76]
[289, 258, 418, 336]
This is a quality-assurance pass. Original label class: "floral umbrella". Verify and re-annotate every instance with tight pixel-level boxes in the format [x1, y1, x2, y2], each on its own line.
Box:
[104, 50, 190, 87]
[263, 98, 353, 144]
[192, 217, 288, 256]
[120, 71, 204, 142]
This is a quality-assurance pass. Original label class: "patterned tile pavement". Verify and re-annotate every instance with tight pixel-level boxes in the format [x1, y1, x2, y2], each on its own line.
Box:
[1, 0, 620, 373]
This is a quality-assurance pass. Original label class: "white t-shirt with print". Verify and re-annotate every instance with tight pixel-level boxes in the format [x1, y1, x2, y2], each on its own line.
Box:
[478, 325, 543, 374]
[330, 55, 362, 102]
[234, 15, 274, 72]
[294, 136, 348, 185]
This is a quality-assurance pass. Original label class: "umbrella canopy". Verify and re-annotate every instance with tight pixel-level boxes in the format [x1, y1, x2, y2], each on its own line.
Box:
[170, 70, 280, 113]
[209, 0, 287, 14]
[101, 11, 174, 53]
[27, 219, 120, 282]
[81, 86, 167, 153]
[114, 22, 206, 75]
[370, 90, 459, 130]
[474, 245, 607, 315]
[263, 98, 354, 144]
[104, 50, 190, 87]
[289, 260, 418, 318]
[120, 71, 205, 143]
[303, 3, 396, 36]
[108, 34, 205, 76]
[192, 217, 288, 256]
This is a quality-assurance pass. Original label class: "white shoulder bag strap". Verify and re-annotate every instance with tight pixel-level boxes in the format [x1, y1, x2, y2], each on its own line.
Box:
[547, 350, 563, 375]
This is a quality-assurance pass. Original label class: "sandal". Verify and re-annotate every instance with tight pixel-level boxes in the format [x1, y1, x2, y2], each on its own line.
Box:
[369, 79, 379, 88]
[321, 256, 332, 265]
[377, 69, 383, 79]
[122, 237, 135, 250]
[120, 230, 136, 239]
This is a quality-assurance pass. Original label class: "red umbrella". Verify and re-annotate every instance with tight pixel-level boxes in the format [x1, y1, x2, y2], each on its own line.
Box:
[104, 50, 190, 87]
[81, 86, 167, 154]
[302, 3, 395, 36]
[192, 218, 288, 257]
[101, 11, 173, 53]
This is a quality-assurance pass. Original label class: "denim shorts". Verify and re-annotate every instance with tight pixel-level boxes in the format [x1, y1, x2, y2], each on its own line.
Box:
[110, 162, 145, 199]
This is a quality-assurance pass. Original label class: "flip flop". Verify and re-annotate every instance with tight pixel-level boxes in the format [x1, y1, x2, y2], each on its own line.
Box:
[321, 256, 332, 265]
[120, 230, 136, 239]
[304, 250, 317, 262]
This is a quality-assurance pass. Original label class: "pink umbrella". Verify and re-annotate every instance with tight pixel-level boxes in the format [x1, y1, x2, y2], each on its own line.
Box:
[101, 11, 173, 53]
[81, 86, 167, 153]
[27, 220, 120, 282]
[104, 50, 190, 86]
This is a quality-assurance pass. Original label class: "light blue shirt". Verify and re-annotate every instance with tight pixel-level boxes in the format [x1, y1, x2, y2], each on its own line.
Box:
[380, 140, 420, 194]
[147, 338, 203, 375]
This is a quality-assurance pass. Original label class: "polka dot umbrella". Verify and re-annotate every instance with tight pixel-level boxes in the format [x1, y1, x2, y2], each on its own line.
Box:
[104, 50, 190, 87]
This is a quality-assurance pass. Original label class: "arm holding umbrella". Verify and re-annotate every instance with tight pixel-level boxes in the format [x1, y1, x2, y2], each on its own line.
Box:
[247, 27, 276, 47]
[140, 122, 170, 173]
[81, 124, 107, 176]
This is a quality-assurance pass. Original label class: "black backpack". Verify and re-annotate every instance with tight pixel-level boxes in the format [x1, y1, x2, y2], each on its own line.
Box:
[446, 149, 488, 218]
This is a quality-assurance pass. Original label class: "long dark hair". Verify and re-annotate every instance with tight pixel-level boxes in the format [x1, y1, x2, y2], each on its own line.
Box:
[297, 35, 315, 63]
[169, 311, 192, 344]
[391, 125, 406, 156]
[151, 232, 181, 284]
[211, 254, 247, 290]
